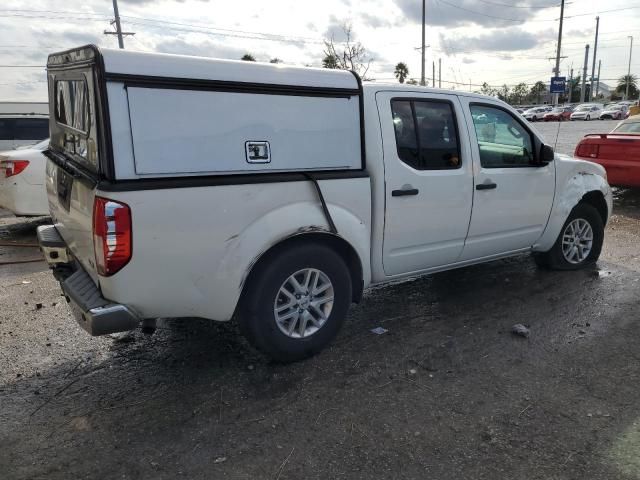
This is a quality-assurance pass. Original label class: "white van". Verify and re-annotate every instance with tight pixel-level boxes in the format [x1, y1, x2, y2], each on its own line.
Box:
[0, 102, 49, 150]
[38, 46, 611, 362]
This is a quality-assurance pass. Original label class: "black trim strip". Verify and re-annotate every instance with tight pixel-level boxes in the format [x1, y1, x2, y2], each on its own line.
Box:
[44, 149, 99, 187]
[349, 70, 367, 170]
[304, 173, 338, 234]
[105, 72, 361, 98]
[97, 170, 369, 192]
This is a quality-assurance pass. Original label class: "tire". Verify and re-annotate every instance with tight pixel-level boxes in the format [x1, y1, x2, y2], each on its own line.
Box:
[237, 242, 352, 362]
[533, 203, 604, 270]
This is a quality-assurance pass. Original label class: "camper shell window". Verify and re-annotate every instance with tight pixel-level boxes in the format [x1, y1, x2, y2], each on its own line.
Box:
[55, 79, 90, 134]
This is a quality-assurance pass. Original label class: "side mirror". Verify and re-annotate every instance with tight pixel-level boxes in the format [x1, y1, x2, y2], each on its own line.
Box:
[541, 144, 555, 164]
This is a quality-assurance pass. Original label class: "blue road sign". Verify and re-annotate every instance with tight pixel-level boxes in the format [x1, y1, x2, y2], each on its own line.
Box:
[550, 76, 566, 94]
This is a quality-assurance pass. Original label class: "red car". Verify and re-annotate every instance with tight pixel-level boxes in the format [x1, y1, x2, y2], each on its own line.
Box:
[543, 106, 573, 121]
[574, 115, 640, 187]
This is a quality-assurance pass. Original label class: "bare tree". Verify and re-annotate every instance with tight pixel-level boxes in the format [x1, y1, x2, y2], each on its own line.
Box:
[322, 22, 372, 80]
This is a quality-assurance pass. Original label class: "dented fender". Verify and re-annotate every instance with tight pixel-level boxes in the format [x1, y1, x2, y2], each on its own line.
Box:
[533, 154, 612, 252]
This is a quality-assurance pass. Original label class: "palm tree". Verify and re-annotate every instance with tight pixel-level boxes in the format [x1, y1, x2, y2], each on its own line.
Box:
[617, 74, 638, 99]
[241, 54, 256, 62]
[394, 62, 409, 84]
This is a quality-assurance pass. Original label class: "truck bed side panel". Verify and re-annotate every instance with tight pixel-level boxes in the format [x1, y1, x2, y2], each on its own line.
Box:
[98, 177, 371, 321]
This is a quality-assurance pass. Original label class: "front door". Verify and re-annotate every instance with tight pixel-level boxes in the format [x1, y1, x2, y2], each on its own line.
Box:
[459, 100, 555, 261]
[377, 92, 473, 276]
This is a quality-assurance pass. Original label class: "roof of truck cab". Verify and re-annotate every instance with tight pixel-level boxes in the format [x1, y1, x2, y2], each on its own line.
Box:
[361, 82, 503, 102]
[99, 48, 359, 90]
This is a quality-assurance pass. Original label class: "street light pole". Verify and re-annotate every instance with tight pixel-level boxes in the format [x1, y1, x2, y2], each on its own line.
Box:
[589, 16, 599, 101]
[420, 0, 426, 86]
[626, 36, 634, 100]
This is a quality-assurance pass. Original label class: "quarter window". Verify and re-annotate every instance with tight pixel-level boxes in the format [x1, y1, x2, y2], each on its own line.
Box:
[391, 99, 461, 170]
[470, 105, 535, 168]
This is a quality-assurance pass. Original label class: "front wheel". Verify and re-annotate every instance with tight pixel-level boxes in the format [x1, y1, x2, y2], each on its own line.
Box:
[237, 242, 352, 362]
[533, 203, 604, 270]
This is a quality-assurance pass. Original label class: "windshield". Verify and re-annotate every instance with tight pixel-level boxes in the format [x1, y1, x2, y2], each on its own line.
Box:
[608, 105, 623, 111]
[614, 122, 640, 134]
[575, 106, 591, 112]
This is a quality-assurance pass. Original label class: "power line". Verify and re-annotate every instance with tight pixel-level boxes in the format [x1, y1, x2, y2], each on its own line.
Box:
[473, 0, 560, 9]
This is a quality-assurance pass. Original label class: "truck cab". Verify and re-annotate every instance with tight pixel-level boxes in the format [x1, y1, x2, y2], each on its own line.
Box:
[38, 46, 612, 362]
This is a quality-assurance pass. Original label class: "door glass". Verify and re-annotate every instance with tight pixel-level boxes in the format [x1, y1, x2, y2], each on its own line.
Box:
[391, 99, 461, 170]
[470, 105, 535, 168]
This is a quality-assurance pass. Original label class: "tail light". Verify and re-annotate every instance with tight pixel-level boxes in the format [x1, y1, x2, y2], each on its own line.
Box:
[93, 196, 132, 276]
[1, 160, 30, 178]
[576, 143, 599, 159]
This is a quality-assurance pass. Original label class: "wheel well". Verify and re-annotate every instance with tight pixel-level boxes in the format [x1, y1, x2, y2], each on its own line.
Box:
[243, 233, 364, 304]
[581, 190, 608, 226]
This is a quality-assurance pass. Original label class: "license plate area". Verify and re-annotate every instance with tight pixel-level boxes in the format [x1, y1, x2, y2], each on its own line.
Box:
[56, 168, 73, 211]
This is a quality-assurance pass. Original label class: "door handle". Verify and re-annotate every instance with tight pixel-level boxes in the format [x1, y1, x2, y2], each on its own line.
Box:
[476, 182, 497, 190]
[392, 188, 419, 197]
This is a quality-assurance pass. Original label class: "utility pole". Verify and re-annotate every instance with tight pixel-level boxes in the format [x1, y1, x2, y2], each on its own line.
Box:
[104, 0, 135, 49]
[553, 0, 565, 105]
[589, 16, 599, 100]
[432, 61, 435, 88]
[627, 36, 634, 100]
[420, 0, 426, 86]
[569, 67, 573, 102]
[580, 44, 589, 103]
[595, 60, 601, 98]
[438, 58, 441, 88]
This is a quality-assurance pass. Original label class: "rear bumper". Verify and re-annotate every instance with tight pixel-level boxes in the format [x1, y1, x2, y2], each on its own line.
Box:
[37, 224, 141, 335]
[579, 159, 640, 188]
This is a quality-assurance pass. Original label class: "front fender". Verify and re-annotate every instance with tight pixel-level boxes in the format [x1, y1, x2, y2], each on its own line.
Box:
[534, 156, 612, 252]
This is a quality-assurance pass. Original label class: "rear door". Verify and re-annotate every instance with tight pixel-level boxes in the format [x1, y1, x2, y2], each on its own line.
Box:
[459, 99, 555, 260]
[377, 91, 473, 276]
[46, 48, 103, 281]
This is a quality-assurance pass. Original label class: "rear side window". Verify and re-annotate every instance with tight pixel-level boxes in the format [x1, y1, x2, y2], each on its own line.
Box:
[55, 79, 90, 133]
[391, 99, 461, 170]
[13, 118, 49, 140]
[0, 118, 49, 140]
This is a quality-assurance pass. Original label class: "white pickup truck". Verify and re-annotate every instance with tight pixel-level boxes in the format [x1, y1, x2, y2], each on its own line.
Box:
[38, 46, 612, 362]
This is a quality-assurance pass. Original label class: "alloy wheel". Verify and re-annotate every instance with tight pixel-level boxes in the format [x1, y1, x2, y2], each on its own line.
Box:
[274, 268, 334, 339]
[562, 218, 594, 264]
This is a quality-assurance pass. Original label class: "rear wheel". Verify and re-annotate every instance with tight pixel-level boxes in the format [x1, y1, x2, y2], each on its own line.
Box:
[533, 203, 604, 270]
[237, 242, 352, 362]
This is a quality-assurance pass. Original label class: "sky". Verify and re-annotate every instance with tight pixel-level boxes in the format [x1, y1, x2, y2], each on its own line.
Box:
[0, 0, 638, 101]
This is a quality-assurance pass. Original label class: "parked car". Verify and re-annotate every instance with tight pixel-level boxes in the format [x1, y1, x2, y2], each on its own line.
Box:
[523, 107, 547, 121]
[574, 115, 640, 187]
[38, 46, 612, 362]
[0, 114, 49, 151]
[570, 104, 602, 121]
[0, 139, 49, 216]
[599, 104, 629, 120]
[543, 106, 573, 121]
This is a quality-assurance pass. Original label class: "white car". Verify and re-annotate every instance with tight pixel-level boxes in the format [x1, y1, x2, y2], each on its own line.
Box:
[0, 139, 49, 216]
[38, 46, 612, 362]
[0, 114, 49, 151]
[570, 104, 602, 121]
[523, 107, 547, 121]
[599, 104, 629, 120]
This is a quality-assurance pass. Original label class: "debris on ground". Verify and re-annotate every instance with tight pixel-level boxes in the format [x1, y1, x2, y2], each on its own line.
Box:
[371, 327, 388, 335]
[511, 324, 530, 338]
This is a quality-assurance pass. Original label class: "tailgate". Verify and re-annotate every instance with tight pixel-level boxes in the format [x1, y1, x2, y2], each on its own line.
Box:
[45, 157, 98, 281]
[46, 46, 107, 282]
